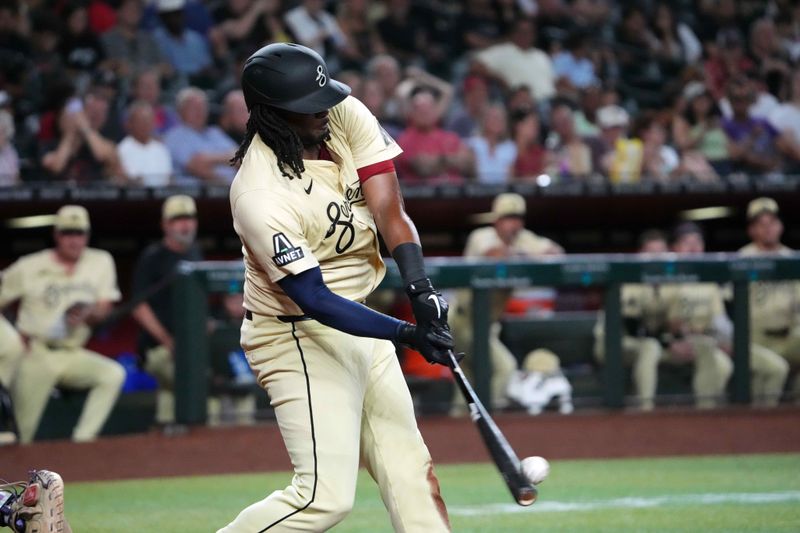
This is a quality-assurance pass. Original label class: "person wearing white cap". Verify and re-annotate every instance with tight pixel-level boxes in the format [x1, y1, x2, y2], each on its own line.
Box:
[739, 197, 800, 400]
[152, 0, 213, 80]
[449, 193, 563, 414]
[131, 195, 202, 426]
[595, 104, 643, 183]
[0, 205, 125, 443]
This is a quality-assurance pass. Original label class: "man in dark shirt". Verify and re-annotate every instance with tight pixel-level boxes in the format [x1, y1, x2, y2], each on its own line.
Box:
[131, 194, 202, 425]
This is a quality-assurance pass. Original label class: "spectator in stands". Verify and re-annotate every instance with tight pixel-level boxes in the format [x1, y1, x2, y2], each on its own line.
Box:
[614, 6, 665, 108]
[212, 0, 292, 60]
[118, 101, 172, 186]
[552, 30, 597, 92]
[0, 108, 18, 186]
[360, 77, 401, 138]
[704, 30, 756, 101]
[90, 68, 126, 143]
[152, 0, 215, 87]
[217, 89, 248, 145]
[506, 85, 535, 115]
[673, 81, 732, 177]
[445, 75, 489, 140]
[365, 54, 405, 132]
[474, 18, 556, 101]
[594, 229, 671, 411]
[455, 0, 517, 52]
[573, 83, 602, 137]
[284, 0, 352, 73]
[60, 2, 107, 88]
[739, 197, 800, 401]
[101, 0, 172, 85]
[375, 0, 428, 65]
[396, 88, 474, 183]
[335, 0, 386, 71]
[510, 107, 546, 180]
[748, 18, 791, 86]
[131, 195, 202, 426]
[650, 2, 702, 68]
[0, 205, 125, 443]
[775, 4, 800, 62]
[631, 111, 680, 183]
[769, 69, 800, 173]
[0, 1, 30, 57]
[449, 193, 563, 414]
[163, 86, 237, 184]
[467, 103, 516, 184]
[595, 104, 640, 183]
[394, 65, 454, 128]
[722, 76, 783, 175]
[142, 0, 215, 38]
[88, 0, 117, 35]
[41, 88, 123, 184]
[545, 102, 593, 181]
[130, 68, 178, 135]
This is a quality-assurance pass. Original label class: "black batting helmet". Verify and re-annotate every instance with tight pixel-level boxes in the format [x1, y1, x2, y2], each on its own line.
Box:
[241, 43, 351, 114]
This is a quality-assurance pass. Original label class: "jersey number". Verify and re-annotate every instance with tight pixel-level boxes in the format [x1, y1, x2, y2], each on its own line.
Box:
[325, 202, 355, 254]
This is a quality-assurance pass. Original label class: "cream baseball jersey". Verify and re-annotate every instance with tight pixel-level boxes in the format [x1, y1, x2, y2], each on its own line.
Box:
[660, 283, 726, 334]
[463, 227, 558, 258]
[621, 284, 666, 334]
[230, 96, 402, 316]
[0, 249, 121, 347]
[740, 243, 800, 332]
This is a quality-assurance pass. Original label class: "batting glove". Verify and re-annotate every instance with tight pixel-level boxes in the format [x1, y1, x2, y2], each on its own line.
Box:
[406, 278, 450, 330]
[397, 322, 457, 366]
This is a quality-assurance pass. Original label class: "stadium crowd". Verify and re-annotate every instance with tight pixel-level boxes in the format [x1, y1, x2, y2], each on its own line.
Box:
[0, 0, 799, 187]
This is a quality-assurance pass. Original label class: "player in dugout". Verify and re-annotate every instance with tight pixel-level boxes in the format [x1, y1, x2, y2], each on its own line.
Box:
[219, 43, 455, 532]
[739, 197, 800, 401]
[0, 205, 125, 444]
[131, 194, 202, 428]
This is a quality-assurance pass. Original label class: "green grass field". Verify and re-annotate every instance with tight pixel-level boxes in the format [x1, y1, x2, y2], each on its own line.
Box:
[65, 454, 800, 532]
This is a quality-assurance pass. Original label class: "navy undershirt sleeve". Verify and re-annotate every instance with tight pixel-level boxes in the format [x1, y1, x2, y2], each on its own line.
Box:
[277, 267, 406, 340]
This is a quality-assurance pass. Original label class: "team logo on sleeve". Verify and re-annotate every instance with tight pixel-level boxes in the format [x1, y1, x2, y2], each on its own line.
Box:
[272, 233, 304, 266]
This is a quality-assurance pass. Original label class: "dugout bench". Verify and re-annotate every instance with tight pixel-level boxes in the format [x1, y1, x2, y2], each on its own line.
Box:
[171, 254, 800, 424]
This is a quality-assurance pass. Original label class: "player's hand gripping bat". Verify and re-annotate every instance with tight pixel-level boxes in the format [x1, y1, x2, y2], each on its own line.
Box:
[447, 350, 537, 506]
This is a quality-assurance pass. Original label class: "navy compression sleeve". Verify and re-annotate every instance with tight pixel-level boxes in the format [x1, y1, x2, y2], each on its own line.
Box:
[277, 267, 407, 340]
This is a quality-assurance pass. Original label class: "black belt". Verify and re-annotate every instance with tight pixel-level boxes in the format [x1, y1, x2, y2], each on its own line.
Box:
[763, 327, 790, 338]
[244, 309, 312, 323]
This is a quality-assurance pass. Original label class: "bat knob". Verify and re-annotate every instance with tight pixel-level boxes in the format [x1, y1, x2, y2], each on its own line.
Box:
[517, 486, 538, 507]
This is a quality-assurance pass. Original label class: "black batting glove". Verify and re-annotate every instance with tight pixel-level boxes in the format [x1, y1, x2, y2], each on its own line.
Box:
[406, 278, 450, 330]
[397, 322, 457, 366]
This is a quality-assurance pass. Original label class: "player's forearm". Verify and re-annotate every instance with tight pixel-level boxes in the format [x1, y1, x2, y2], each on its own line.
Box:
[132, 303, 173, 346]
[86, 301, 113, 325]
[279, 267, 408, 341]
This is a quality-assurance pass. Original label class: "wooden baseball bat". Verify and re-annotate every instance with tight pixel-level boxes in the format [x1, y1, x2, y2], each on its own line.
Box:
[448, 350, 537, 506]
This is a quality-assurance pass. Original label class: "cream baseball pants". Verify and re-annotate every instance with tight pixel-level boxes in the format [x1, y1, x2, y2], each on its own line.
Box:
[217, 313, 450, 533]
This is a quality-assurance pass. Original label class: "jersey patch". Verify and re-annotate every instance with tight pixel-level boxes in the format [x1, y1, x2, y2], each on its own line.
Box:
[272, 233, 305, 267]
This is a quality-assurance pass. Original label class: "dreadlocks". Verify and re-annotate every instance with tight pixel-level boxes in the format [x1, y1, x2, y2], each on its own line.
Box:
[230, 105, 305, 179]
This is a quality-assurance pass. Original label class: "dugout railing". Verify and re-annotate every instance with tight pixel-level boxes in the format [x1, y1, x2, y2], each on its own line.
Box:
[172, 254, 800, 424]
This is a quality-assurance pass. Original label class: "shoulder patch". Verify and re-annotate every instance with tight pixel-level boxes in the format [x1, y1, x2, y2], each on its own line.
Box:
[272, 233, 305, 267]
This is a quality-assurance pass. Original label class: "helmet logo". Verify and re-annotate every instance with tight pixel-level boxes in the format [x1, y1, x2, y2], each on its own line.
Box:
[316, 65, 327, 87]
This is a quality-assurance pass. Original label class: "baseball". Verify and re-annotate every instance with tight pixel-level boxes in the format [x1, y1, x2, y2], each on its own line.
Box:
[521, 456, 550, 485]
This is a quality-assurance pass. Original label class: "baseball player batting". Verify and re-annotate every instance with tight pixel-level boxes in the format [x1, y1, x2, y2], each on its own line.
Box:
[219, 43, 455, 532]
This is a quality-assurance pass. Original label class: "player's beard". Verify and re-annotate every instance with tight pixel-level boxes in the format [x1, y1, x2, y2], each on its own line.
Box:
[300, 130, 331, 149]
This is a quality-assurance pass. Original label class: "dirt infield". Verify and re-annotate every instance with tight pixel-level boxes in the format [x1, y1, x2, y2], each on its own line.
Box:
[2, 407, 799, 483]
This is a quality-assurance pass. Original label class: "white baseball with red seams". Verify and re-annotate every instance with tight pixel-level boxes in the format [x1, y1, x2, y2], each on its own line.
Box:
[521, 456, 550, 485]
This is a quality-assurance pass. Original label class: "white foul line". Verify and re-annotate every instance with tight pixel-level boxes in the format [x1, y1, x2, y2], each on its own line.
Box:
[449, 491, 800, 516]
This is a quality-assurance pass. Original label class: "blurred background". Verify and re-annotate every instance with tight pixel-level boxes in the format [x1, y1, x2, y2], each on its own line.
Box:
[1, 0, 800, 440]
